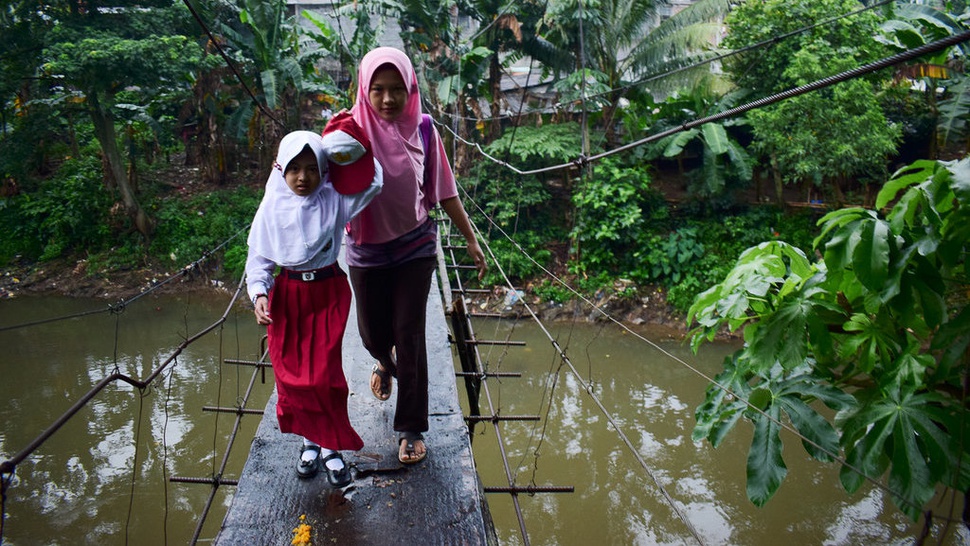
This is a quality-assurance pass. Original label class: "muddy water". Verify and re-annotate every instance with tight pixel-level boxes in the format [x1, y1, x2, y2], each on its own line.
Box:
[465, 317, 969, 546]
[0, 294, 272, 545]
[0, 295, 966, 545]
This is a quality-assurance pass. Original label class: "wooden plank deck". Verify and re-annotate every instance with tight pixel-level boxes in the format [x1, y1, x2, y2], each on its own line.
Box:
[214, 271, 496, 545]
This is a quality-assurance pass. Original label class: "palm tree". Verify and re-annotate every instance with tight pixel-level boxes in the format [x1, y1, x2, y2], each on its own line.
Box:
[542, 0, 734, 145]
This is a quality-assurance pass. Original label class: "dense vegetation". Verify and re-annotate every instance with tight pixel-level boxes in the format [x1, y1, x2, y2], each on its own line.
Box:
[2, 0, 969, 538]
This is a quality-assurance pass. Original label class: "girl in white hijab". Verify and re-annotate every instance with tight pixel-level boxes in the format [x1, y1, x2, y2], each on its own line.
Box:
[246, 129, 382, 485]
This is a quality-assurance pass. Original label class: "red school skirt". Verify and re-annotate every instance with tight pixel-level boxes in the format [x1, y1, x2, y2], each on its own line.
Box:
[266, 265, 364, 451]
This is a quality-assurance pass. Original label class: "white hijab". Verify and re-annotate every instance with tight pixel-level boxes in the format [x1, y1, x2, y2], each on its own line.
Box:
[247, 131, 334, 267]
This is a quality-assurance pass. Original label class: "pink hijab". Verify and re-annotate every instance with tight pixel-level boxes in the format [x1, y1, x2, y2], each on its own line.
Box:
[348, 47, 456, 244]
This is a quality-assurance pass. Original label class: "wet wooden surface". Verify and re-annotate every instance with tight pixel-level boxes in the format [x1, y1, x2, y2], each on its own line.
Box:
[214, 272, 496, 545]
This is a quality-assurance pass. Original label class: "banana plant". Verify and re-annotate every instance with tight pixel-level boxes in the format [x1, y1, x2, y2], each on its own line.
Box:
[216, 0, 337, 141]
[645, 89, 752, 198]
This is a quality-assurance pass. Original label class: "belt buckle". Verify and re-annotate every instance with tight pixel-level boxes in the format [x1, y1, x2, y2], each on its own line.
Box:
[301, 271, 315, 281]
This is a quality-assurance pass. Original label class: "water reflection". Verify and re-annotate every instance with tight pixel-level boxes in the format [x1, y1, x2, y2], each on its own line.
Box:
[1, 295, 968, 545]
[0, 294, 270, 545]
[467, 317, 969, 546]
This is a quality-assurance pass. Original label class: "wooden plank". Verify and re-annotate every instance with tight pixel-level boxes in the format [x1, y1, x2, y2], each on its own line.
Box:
[214, 272, 496, 545]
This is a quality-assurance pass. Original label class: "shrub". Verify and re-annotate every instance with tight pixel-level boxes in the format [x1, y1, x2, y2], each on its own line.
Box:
[12, 155, 113, 262]
[148, 185, 261, 279]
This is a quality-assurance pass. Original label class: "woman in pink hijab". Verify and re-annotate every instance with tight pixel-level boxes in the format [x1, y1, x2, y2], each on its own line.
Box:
[346, 47, 487, 464]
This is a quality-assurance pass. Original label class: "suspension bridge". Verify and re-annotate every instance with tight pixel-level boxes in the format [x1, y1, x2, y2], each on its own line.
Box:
[3, 16, 969, 543]
[213, 231, 501, 545]
[0, 219, 584, 546]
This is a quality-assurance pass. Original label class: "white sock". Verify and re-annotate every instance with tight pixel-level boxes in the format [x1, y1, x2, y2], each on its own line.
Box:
[319, 448, 344, 471]
[301, 439, 319, 463]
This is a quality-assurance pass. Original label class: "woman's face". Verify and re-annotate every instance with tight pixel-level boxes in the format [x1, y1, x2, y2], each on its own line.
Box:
[283, 147, 321, 196]
[368, 65, 408, 121]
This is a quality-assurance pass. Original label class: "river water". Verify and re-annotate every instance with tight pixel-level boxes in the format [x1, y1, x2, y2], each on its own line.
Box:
[0, 294, 966, 545]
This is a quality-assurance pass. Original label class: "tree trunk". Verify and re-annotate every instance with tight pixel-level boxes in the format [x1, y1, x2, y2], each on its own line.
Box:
[488, 54, 503, 142]
[602, 96, 619, 147]
[89, 92, 154, 238]
[831, 174, 846, 208]
[769, 153, 785, 207]
[753, 166, 764, 203]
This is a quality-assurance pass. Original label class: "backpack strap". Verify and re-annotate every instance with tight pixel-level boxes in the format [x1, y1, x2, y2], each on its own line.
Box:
[418, 113, 433, 187]
[419, 113, 433, 155]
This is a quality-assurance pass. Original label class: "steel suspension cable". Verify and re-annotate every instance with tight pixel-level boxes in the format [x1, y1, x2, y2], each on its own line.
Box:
[455, 198, 707, 545]
[455, 178, 935, 519]
[438, 226, 534, 544]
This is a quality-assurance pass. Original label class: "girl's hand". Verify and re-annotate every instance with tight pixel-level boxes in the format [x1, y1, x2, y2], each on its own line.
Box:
[254, 296, 272, 325]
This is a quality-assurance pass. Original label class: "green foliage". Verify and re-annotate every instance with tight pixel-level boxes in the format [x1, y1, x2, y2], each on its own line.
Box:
[570, 156, 657, 275]
[880, 3, 970, 151]
[937, 75, 970, 149]
[3, 156, 113, 263]
[532, 278, 572, 304]
[302, 6, 378, 109]
[747, 57, 901, 188]
[148, 185, 261, 278]
[465, 166, 550, 234]
[487, 122, 582, 165]
[219, 0, 338, 132]
[464, 123, 577, 240]
[553, 69, 613, 112]
[688, 158, 970, 519]
[435, 46, 493, 107]
[664, 255, 718, 313]
[722, 0, 886, 97]
[643, 89, 754, 198]
[662, 209, 817, 312]
[85, 238, 147, 273]
[479, 230, 554, 287]
[635, 227, 704, 283]
[723, 0, 900, 190]
[544, 0, 731, 102]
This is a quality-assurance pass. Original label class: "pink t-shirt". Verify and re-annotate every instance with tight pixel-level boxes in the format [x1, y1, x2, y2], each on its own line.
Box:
[346, 123, 457, 246]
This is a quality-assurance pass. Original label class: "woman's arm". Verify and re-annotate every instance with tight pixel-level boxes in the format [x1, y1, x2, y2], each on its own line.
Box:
[439, 196, 487, 280]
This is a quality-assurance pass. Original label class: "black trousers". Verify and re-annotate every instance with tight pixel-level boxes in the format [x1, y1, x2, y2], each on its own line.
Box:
[349, 257, 436, 433]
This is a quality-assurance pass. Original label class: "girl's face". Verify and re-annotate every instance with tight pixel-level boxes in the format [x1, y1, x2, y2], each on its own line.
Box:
[368, 65, 408, 121]
[283, 147, 321, 196]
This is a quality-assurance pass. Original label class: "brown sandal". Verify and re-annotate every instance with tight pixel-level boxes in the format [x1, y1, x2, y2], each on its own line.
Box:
[371, 363, 392, 401]
[398, 432, 427, 464]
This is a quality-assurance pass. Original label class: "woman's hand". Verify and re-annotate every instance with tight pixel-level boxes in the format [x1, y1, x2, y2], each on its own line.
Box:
[467, 239, 487, 280]
[439, 196, 488, 280]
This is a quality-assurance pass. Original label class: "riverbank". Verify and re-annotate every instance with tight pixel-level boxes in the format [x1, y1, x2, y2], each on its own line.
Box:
[0, 256, 695, 341]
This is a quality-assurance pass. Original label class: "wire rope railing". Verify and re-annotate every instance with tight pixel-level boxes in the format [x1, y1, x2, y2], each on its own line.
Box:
[435, 221, 539, 546]
[442, 206, 708, 545]
[0, 237, 268, 545]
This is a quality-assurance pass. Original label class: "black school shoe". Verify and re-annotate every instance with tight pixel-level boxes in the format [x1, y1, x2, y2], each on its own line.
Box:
[296, 445, 321, 479]
[321, 451, 352, 488]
